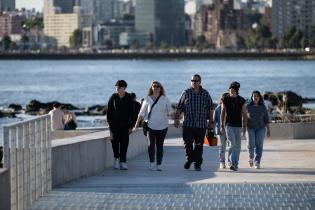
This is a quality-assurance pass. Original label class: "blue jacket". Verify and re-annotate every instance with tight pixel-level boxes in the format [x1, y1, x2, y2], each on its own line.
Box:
[213, 105, 222, 135]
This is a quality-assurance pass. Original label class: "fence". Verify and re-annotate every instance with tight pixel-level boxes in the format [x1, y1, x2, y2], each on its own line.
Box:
[3, 115, 51, 210]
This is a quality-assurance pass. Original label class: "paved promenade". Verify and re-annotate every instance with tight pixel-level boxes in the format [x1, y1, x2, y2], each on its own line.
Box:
[29, 137, 315, 209]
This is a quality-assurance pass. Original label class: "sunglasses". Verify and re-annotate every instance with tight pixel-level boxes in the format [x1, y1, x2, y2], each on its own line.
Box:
[191, 80, 199, 82]
[152, 85, 160, 88]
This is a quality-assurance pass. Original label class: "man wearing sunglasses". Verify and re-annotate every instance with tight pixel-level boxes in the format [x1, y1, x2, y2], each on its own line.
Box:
[174, 74, 213, 171]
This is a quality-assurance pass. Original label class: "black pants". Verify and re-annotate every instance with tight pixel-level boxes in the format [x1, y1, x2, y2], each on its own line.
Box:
[182, 127, 206, 167]
[148, 127, 168, 165]
[111, 128, 129, 163]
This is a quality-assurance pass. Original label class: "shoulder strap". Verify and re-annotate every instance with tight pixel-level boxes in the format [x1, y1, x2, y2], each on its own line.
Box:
[147, 95, 161, 120]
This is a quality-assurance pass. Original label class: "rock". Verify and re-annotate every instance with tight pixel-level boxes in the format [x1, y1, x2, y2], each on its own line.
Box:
[8, 104, 23, 112]
[26, 100, 79, 115]
[0, 110, 16, 118]
[264, 91, 304, 114]
[83, 105, 107, 115]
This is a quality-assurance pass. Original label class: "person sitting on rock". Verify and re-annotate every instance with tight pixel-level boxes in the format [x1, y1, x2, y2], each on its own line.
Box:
[48, 103, 64, 131]
[61, 105, 77, 130]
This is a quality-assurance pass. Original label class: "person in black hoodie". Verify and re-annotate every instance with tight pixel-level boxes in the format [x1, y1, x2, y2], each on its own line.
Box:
[107, 80, 135, 170]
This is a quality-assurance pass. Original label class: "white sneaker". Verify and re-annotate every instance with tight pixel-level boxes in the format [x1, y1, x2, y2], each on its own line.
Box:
[120, 162, 128, 170]
[254, 162, 261, 169]
[156, 165, 162, 171]
[113, 158, 119, 169]
[149, 162, 155, 170]
[219, 162, 226, 169]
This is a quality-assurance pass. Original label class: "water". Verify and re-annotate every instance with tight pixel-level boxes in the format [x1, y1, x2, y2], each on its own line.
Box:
[1, 59, 315, 107]
[1, 59, 315, 144]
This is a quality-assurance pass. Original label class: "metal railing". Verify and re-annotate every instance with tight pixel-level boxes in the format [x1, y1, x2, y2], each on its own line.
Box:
[3, 115, 51, 210]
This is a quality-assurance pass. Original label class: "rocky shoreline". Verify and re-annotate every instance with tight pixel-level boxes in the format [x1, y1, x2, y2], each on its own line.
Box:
[1, 91, 315, 120]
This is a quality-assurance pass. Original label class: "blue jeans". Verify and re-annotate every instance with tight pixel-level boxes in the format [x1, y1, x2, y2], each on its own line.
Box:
[218, 132, 231, 163]
[225, 126, 241, 167]
[246, 127, 266, 164]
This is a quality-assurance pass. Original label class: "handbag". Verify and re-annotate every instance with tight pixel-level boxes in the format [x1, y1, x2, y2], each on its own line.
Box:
[204, 129, 218, 146]
[65, 119, 77, 130]
[143, 95, 161, 136]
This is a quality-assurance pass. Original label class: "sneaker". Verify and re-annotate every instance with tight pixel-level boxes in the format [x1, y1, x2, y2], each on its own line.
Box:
[194, 164, 202, 171]
[249, 159, 254, 167]
[220, 162, 226, 169]
[254, 162, 261, 169]
[156, 165, 162, 171]
[113, 158, 119, 169]
[120, 162, 128, 170]
[149, 162, 155, 171]
[230, 165, 238, 171]
[184, 161, 192, 169]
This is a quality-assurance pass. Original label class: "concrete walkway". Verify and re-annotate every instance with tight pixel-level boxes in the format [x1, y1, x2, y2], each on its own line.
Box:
[29, 138, 315, 209]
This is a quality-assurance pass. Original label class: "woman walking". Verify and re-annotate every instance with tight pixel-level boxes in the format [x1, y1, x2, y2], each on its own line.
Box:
[246, 90, 270, 169]
[134, 81, 172, 171]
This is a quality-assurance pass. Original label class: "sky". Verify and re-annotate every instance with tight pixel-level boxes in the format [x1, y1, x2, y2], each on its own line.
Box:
[16, 0, 43, 11]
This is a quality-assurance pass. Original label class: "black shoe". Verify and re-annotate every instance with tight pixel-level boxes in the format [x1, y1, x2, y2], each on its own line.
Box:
[184, 161, 192, 169]
[230, 165, 238, 171]
[194, 164, 202, 171]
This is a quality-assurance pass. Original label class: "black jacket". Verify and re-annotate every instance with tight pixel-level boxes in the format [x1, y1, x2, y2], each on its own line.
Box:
[107, 92, 135, 131]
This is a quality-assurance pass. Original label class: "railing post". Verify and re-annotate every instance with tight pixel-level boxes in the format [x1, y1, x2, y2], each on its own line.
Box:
[29, 121, 36, 204]
[10, 127, 18, 210]
[17, 125, 24, 210]
[3, 127, 10, 169]
[23, 123, 31, 208]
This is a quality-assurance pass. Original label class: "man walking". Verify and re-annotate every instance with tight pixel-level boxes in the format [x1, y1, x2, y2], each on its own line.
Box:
[107, 80, 135, 170]
[174, 74, 213, 171]
[220, 81, 247, 171]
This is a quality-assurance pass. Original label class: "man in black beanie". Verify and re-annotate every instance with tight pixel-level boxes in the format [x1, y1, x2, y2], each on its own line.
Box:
[220, 81, 247, 171]
[107, 80, 135, 170]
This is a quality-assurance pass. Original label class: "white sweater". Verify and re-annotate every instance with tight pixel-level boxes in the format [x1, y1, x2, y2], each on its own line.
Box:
[138, 95, 172, 130]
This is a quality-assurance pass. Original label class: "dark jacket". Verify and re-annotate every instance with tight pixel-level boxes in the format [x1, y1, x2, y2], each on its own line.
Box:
[107, 92, 135, 131]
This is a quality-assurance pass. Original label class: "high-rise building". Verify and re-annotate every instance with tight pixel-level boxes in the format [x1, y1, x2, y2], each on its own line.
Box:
[44, 0, 76, 14]
[0, 13, 21, 37]
[0, 0, 15, 11]
[200, 0, 244, 48]
[95, 0, 114, 23]
[272, 0, 315, 39]
[135, 0, 186, 46]
[44, 13, 79, 47]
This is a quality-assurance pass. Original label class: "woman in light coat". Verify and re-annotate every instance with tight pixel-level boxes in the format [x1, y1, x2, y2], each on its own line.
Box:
[134, 81, 172, 171]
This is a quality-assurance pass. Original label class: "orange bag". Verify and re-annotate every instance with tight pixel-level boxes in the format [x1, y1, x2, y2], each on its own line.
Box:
[204, 136, 218, 146]
[204, 129, 218, 146]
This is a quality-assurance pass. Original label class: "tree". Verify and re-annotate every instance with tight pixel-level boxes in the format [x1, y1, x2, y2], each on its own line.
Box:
[3, 35, 12, 50]
[130, 40, 140, 49]
[104, 39, 113, 49]
[244, 9, 262, 29]
[283, 27, 303, 49]
[69, 29, 82, 49]
[244, 24, 274, 49]
[21, 34, 29, 50]
[195, 35, 208, 49]
[22, 17, 43, 29]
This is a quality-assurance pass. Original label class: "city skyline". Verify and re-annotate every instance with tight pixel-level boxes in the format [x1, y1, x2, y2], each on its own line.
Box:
[16, 0, 43, 11]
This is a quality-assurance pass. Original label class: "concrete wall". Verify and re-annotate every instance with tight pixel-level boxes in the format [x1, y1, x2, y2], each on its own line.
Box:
[51, 129, 147, 187]
[269, 122, 315, 139]
[0, 169, 10, 210]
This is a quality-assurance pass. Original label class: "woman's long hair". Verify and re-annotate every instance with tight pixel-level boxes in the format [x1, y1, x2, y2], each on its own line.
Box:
[249, 90, 264, 105]
[147, 80, 165, 96]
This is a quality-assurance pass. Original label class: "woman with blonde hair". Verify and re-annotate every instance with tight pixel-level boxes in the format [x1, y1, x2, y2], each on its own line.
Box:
[134, 81, 172, 171]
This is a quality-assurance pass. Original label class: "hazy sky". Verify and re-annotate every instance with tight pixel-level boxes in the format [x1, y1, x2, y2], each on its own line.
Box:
[16, 0, 43, 11]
